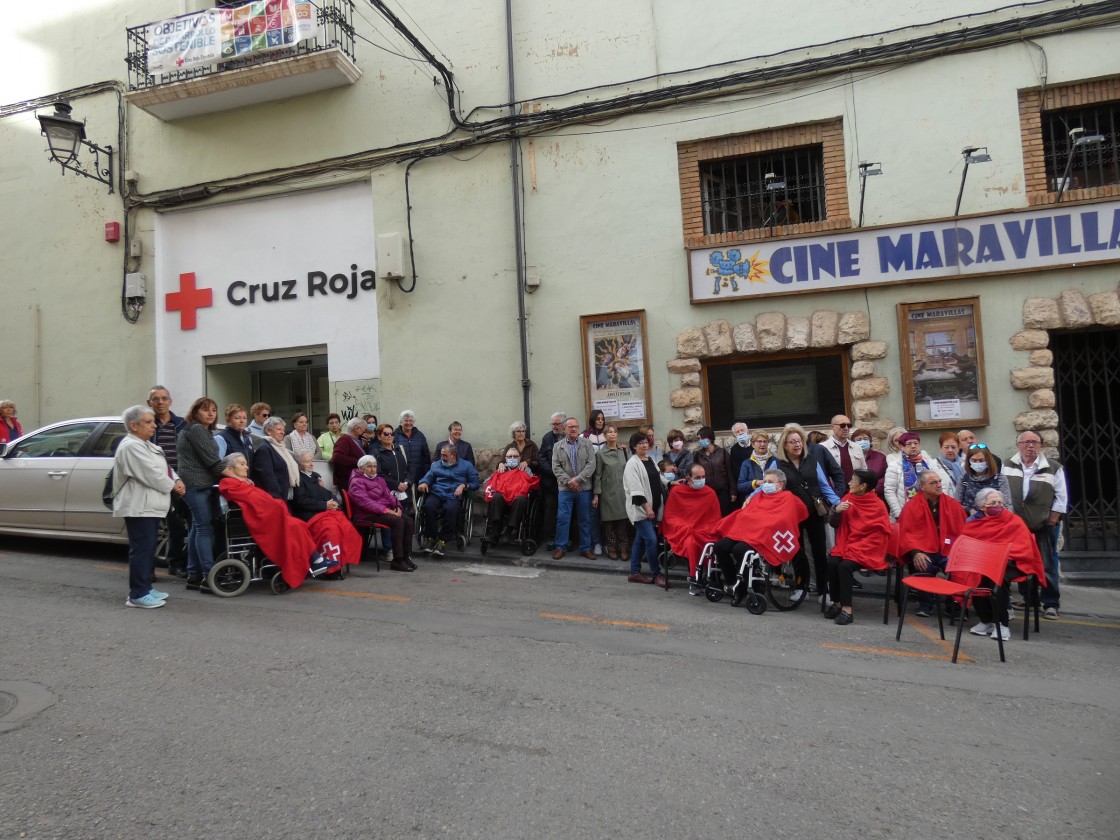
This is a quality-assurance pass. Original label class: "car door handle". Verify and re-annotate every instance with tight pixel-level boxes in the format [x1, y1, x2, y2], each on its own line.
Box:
[47, 471, 70, 477]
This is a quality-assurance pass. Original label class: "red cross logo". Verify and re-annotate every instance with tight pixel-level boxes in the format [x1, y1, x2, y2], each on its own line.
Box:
[773, 530, 797, 555]
[320, 541, 341, 563]
[166, 272, 213, 330]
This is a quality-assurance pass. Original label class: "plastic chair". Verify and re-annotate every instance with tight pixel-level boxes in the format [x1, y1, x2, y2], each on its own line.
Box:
[895, 535, 1012, 663]
[339, 489, 390, 572]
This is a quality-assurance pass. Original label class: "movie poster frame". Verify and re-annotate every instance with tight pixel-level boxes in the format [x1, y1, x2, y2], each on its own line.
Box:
[579, 309, 653, 428]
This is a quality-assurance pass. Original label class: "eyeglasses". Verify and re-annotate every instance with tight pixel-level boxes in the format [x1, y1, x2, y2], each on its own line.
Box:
[1018, 439, 1041, 447]
[834, 423, 851, 429]
[260, 412, 270, 418]
[379, 431, 393, 436]
[968, 443, 988, 450]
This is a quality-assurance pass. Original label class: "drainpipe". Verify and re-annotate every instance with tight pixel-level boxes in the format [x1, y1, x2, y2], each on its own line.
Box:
[505, 0, 532, 434]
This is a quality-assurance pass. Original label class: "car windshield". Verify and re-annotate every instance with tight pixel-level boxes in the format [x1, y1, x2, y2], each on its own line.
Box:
[7, 423, 99, 458]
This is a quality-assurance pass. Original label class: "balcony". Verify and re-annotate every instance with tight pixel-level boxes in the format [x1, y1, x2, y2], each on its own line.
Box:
[125, 0, 360, 121]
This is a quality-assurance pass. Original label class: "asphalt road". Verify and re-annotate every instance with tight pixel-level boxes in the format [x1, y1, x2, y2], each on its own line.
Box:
[1, 536, 1118, 840]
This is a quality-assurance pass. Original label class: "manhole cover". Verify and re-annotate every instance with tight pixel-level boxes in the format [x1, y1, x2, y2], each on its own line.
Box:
[0, 691, 16, 719]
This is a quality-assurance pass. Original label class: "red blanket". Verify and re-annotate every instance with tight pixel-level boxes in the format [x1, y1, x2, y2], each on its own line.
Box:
[961, 513, 1046, 584]
[715, 491, 808, 568]
[220, 478, 318, 589]
[484, 468, 540, 504]
[831, 492, 891, 570]
[307, 509, 363, 571]
[660, 485, 722, 575]
[896, 493, 967, 559]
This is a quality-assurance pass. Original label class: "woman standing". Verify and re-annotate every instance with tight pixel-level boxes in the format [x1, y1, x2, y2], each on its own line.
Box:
[665, 428, 695, 478]
[852, 427, 888, 499]
[958, 444, 1013, 516]
[623, 431, 665, 586]
[694, 425, 733, 516]
[592, 424, 630, 561]
[254, 416, 301, 501]
[0, 400, 21, 444]
[317, 413, 342, 460]
[114, 405, 186, 608]
[506, 421, 540, 474]
[767, 423, 841, 604]
[177, 397, 239, 592]
[285, 412, 323, 460]
[736, 431, 772, 497]
[935, 431, 964, 498]
[883, 431, 951, 520]
[581, 410, 608, 554]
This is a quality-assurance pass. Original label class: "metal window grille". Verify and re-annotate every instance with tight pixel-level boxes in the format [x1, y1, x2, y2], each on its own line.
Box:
[125, 0, 356, 92]
[700, 145, 825, 235]
[1042, 103, 1120, 192]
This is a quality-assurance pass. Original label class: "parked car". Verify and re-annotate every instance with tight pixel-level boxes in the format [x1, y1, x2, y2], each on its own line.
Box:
[0, 417, 128, 545]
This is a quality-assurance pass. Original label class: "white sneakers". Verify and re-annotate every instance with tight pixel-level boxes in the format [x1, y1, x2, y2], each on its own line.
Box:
[990, 624, 1011, 641]
[969, 621, 1010, 640]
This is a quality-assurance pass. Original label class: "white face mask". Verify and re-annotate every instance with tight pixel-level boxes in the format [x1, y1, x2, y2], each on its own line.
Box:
[969, 461, 988, 474]
[736, 434, 750, 445]
[671, 440, 684, 451]
[856, 439, 871, 451]
[506, 458, 520, 469]
[760, 482, 778, 495]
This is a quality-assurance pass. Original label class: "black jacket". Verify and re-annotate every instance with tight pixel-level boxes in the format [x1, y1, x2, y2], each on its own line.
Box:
[292, 471, 335, 520]
[251, 443, 292, 501]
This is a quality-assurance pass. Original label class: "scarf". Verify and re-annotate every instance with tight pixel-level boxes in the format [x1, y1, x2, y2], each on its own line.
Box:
[831, 492, 892, 570]
[896, 492, 967, 558]
[264, 434, 300, 488]
[660, 485, 722, 575]
[901, 455, 928, 500]
[715, 491, 808, 568]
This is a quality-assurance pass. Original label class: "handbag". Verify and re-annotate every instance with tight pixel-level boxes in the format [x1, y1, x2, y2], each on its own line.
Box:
[811, 495, 830, 517]
[102, 469, 130, 509]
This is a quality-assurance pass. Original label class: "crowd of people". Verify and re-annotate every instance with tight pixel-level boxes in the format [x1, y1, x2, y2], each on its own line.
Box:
[101, 388, 1066, 632]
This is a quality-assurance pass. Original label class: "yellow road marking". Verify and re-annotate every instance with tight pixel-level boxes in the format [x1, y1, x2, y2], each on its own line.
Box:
[539, 611, 668, 631]
[309, 588, 412, 603]
[908, 617, 975, 663]
[96, 564, 130, 572]
[823, 643, 962, 662]
[1040, 617, 1120, 630]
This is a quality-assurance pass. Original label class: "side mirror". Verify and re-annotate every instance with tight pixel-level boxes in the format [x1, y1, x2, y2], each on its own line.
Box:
[0, 442, 8, 457]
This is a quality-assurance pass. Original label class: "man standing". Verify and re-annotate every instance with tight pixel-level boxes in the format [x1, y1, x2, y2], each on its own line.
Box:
[821, 414, 867, 486]
[1002, 432, 1067, 619]
[147, 386, 188, 578]
[727, 421, 752, 506]
[552, 417, 596, 559]
[896, 469, 967, 617]
[537, 412, 566, 550]
[248, 402, 271, 438]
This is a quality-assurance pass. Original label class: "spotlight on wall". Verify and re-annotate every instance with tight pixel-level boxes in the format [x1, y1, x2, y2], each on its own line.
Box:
[1056, 128, 1106, 203]
[954, 145, 991, 216]
[35, 101, 114, 193]
[857, 161, 882, 227]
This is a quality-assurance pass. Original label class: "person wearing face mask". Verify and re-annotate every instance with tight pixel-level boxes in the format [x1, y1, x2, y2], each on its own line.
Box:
[960, 487, 1047, 641]
[736, 432, 772, 497]
[665, 428, 694, 480]
[693, 425, 734, 516]
[712, 468, 809, 607]
[482, 447, 540, 546]
[958, 444, 1012, 516]
[727, 422, 752, 504]
[825, 469, 891, 624]
[660, 464, 721, 595]
[417, 444, 480, 558]
[883, 431, 950, 521]
[850, 428, 887, 499]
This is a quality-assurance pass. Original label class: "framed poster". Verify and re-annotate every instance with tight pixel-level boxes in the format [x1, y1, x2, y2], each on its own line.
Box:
[580, 310, 652, 427]
[897, 297, 989, 430]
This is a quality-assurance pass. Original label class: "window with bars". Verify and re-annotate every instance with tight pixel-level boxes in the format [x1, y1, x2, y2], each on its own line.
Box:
[700, 146, 826, 235]
[1042, 103, 1120, 193]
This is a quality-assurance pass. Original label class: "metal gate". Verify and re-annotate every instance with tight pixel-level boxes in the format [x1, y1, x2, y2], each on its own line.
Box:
[1051, 327, 1120, 556]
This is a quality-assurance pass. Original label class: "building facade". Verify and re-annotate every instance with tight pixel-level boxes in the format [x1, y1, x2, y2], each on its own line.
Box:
[2, 0, 1119, 564]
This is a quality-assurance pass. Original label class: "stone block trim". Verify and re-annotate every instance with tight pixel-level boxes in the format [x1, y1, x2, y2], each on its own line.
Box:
[1019, 76, 1120, 206]
[677, 118, 851, 249]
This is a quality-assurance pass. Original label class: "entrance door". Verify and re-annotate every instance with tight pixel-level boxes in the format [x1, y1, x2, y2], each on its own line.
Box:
[206, 351, 329, 433]
[1051, 328, 1120, 556]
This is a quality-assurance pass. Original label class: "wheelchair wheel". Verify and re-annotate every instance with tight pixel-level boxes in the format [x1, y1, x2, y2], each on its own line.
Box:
[766, 561, 805, 611]
[520, 538, 537, 557]
[479, 540, 489, 556]
[154, 520, 170, 567]
[270, 571, 291, 595]
[745, 593, 767, 615]
[455, 534, 466, 551]
[208, 555, 252, 598]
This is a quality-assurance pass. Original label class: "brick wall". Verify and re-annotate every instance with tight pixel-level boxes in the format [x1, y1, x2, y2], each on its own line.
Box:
[677, 118, 850, 248]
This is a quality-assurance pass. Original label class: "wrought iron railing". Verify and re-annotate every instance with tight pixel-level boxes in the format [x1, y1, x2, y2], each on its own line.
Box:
[125, 0, 356, 92]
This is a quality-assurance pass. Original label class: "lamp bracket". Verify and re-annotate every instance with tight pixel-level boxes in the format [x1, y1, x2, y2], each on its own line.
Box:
[48, 139, 114, 193]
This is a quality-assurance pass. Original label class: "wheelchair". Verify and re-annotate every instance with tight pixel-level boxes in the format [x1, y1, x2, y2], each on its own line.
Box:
[207, 499, 347, 597]
[695, 541, 805, 613]
[479, 491, 540, 557]
[414, 489, 475, 551]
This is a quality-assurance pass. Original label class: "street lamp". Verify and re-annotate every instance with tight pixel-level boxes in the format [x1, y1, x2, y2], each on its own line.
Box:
[954, 145, 990, 216]
[1055, 128, 1106, 203]
[35, 101, 114, 193]
[857, 161, 882, 227]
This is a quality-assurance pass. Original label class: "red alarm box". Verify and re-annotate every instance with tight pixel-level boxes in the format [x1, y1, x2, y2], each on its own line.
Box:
[105, 221, 121, 243]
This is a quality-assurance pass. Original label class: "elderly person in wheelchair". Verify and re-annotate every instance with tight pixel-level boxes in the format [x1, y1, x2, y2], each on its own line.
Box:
[218, 453, 358, 588]
[417, 443, 480, 558]
[483, 447, 540, 547]
[660, 463, 722, 595]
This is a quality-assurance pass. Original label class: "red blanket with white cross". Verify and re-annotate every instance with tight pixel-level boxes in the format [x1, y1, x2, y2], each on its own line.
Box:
[715, 491, 808, 568]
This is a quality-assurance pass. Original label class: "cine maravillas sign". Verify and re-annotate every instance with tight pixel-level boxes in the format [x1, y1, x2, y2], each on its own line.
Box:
[688, 199, 1120, 301]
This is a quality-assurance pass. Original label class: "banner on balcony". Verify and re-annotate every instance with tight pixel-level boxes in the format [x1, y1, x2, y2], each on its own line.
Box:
[147, 0, 316, 75]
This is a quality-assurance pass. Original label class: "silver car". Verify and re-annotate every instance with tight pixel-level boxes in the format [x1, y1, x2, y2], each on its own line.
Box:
[0, 417, 128, 544]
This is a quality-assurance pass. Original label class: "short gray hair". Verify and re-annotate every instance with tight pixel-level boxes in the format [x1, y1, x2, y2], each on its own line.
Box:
[974, 487, 1003, 507]
[122, 405, 154, 429]
[263, 416, 285, 432]
[549, 411, 567, 423]
[917, 469, 942, 485]
[357, 455, 377, 469]
[346, 416, 366, 432]
[399, 409, 415, 421]
[509, 420, 526, 436]
[763, 468, 786, 486]
[222, 453, 247, 469]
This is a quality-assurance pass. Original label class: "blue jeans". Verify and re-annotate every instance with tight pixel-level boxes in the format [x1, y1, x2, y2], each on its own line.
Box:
[554, 489, 592, 553]
[125, 516, 160, 600]
[629, 518, 661, 576]
[184, 486, 217, 579]
[910, 552, 948, 611]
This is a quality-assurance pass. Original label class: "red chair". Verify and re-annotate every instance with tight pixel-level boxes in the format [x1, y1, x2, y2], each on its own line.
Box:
[340, 489, 390, 572]
[895, 535, 1012, 663]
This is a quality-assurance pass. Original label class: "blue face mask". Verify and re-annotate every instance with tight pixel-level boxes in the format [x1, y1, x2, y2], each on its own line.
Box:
[857, 439, 871, 451]
[736, 434, 750, 445]
[969, 461, 988, 474]
[663, 472, 676, 482]
[505, 458, 519, 469]
[698, 438, 711, 449]
[691, 478, 706, 490]
[761, 482, 778, 495]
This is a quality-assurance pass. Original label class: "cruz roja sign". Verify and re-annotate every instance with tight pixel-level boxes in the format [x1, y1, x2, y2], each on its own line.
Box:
[227, 264, 377, 305]
[688, 199, 1120, 301]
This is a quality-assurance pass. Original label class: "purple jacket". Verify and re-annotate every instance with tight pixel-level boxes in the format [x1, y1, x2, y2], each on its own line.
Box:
[348, 470, 399, 517]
